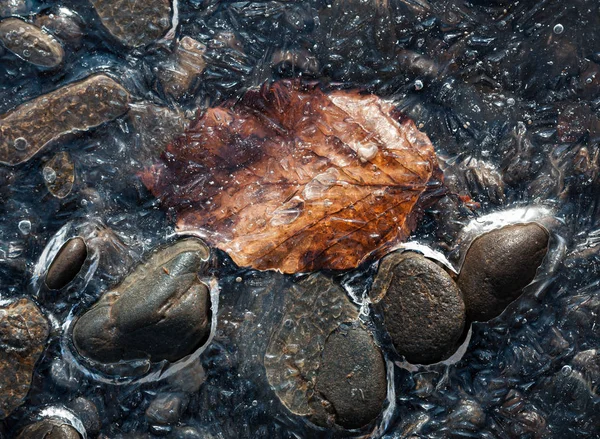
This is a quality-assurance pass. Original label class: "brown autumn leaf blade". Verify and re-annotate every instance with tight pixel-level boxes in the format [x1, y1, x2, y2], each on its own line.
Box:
[141, 82, 442, 273]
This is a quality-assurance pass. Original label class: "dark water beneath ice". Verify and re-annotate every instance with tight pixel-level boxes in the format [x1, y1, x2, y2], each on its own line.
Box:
[0, 0, 599, 438]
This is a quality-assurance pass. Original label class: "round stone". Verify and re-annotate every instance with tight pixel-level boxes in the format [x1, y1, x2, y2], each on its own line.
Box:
[371, 251, 466, 364]
[457, 223, 549, 322]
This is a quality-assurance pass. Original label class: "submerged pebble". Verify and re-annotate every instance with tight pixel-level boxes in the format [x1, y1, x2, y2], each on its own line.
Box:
[34, 7, 84, 47]
[43, 151, 75, 199]
[0, 17, 64, 68]
[16, 418, 81, 439]
[315, 325, 387, 429]
[371, 251, 466, 364]
[89, 0, 172, 48]
[0, 74, 130, 166]
[0, 299, 49, 419]
[264, 274, 387, 430]
[458, 223, 549, 322]
[157, 36, 207, 101]
[73, 238, 211, 365]
[45, 237, 88, 290]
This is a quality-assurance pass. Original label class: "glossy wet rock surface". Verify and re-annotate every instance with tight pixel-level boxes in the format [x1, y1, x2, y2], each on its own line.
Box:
[458, 223, 550, 322]
[0, 74, 130, 165]
[372, 251, 465, 364]
[73, 238, 211, 365]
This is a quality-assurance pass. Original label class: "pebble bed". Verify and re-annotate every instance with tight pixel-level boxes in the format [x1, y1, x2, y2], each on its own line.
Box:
[0, 0, 599, 438]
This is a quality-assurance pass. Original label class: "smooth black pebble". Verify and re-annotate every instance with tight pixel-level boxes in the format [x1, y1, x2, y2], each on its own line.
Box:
[45, 237, 88, 290]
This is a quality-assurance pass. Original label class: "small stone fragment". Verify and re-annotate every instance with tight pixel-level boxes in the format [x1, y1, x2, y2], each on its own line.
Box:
[89, 0, 172, 48]
[45, 237, 88, 290]
[458, 223, 549, 322]
[146, 392, 188, 425]
[73, 238, 211, 364]
[157, 36, 206, 101]
[371, 251, 466, 364]
[0, 17, 64, 68]
[68, 397, 100, 436]
[16, 418, 81, 439]
[0, 298, 50, 419]
[0, 0, 29, 17]
[0, 74, 130, 166]
[315, 325, 387, 429]
[43, 151, 75, 199]
[34, 7, 84, 47]
[127, 102, 185, 161]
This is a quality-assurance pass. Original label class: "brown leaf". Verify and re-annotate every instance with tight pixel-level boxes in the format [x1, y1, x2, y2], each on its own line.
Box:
[141, 81, 442, 273]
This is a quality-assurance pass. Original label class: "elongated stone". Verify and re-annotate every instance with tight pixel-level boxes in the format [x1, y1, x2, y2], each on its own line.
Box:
[45, 237, 88, 290]
[0, 17, 64, 68]
[0, 74, 130, 166]
[73, 238, 211, 364]
[0, 299, 49, 419]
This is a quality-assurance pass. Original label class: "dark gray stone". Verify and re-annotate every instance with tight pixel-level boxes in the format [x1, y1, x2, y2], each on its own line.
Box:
[458, 223, 549, 322]
[315, 325, 387, 430]
[73, 238, 211, 364]
[68, 397, 100, 436]
[45, 237, 88, 290]
[371, 251, 466, 364]
[16, 419, 81, 439]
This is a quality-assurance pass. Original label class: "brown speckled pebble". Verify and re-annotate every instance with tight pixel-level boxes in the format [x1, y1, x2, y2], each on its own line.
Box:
[458, 223, 549, 322]
[45, 237, 88, 290]
[17, 419, 81, 439]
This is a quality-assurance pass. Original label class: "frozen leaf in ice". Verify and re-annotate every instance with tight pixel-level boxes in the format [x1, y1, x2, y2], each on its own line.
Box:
[142, 81, 442, 273]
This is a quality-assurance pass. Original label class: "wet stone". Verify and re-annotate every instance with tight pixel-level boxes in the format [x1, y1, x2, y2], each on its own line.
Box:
[16, 418, 81, 439]
[67, 397, 101, 436]
[0, 0, 29, 17]
[0, 74, 130, 166]
[0, 298, 49, 419]
[315, 324, 387, 430]
[371, 251, 466, 364]
[0, 17, 64, 68]
[157, 36, 207, 101]
[458, 223, 549, 322]
[265, 274, 359, 419]
[90, 0, 172, 48]
[43, 151, 75, 199]
[264, 273, 387, 429]
[34, 7, 85, 47]
[45, 237, 88, 290]
[146, 392, 188, 425]
[73, 238, 211, 365]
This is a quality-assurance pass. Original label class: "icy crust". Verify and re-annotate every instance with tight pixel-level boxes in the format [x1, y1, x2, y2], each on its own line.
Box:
[264, 274, 359, 418]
